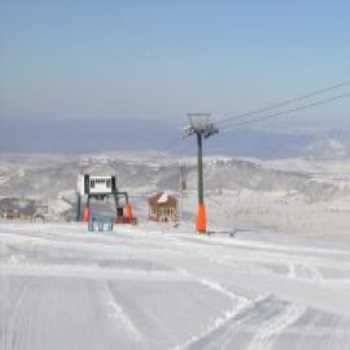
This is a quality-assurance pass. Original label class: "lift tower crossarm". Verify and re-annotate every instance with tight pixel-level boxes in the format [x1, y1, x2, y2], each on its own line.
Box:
[183, 113, 219, 233]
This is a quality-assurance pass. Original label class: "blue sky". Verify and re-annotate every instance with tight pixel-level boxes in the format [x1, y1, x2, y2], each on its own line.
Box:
[1, 0, 349, 129]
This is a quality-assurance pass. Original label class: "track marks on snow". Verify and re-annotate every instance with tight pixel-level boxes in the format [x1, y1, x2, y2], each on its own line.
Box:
[247, 302, 306, 350]
[184, 295, 304, 350]
[1, 284, 28, 350]
[288, 263, 323, 282]
[103, 283, 143, 343]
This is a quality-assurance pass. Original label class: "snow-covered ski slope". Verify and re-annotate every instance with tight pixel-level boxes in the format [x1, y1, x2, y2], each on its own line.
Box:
[1, 222, 350, 349]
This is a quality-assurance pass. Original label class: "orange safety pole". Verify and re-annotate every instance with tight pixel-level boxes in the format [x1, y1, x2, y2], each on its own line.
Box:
[196, 203, 207, 233]
[125, 202, 133, 222]
[82, 207, 90, 222]
[196, 132, 207, 233]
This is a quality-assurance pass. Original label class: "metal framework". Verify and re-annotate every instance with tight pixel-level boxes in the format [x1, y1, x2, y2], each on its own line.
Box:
[183, 113, 219, 139]
[76, 175, 134, 224]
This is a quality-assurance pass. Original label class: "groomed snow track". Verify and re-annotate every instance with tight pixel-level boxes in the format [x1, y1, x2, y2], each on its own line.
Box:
[1, 222, 350, 350]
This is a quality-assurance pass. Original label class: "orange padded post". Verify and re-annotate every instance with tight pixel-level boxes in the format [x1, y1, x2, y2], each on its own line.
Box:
[82, 207, 90, 222]
[125, 202, 133, 222]
[196, 203, 207, 233]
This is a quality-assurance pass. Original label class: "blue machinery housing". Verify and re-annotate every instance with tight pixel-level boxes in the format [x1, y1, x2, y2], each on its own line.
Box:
[88, 211, 114, 232]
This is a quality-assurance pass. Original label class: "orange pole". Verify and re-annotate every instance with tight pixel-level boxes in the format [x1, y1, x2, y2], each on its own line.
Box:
[196, 132, 207, 234]
[125, 202, 133, 222]
[196, 203, 207, 233]
[82, 207, 90, 222]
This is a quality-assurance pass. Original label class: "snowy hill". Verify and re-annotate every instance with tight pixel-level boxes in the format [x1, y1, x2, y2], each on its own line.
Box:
[304, 130, 350, 160]
[1, 153, 350, 349]
[1, 152, 350, 235]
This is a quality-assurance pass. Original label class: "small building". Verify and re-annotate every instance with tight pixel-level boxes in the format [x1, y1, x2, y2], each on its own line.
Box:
[0, 197, 37, 221]
[2, 209, 20, 220]
[148, 192, 177, 223]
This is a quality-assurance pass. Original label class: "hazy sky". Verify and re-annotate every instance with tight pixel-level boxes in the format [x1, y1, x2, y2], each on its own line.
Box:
[1, 0, 349, 128]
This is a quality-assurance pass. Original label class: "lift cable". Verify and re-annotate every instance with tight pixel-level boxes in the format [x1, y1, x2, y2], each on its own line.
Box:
[216, 79, 350, 127]
[220, 92, 350, 132]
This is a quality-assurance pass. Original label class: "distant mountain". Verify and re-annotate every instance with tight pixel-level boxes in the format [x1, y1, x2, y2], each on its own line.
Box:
[303, 129, 350, 160]
[0, 118, 349, 159]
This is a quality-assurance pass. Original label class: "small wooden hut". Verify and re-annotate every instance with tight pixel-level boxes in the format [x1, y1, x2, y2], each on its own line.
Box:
[148, 192, 177, 222]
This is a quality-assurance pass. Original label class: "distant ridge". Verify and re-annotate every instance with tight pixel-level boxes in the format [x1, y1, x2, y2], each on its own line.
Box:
[0, 118, 349, 159]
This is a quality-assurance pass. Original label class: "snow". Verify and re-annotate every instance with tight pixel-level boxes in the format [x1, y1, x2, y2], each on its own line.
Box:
[157, 191, 175, 204]
[3, 151, 350, 235]
[1, 151, 350, 348]
[1, 221, 350, 349]
[158, 192, 169, 203]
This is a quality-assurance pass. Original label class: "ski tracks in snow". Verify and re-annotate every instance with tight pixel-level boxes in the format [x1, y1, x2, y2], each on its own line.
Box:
[173, 271, 250, 350]
[246, 302, 306, 350]
[102, 282, 143, 343]
[288, 262, 323, 282]
[1, 285, 28, 350]
[182, 295, 305, 350]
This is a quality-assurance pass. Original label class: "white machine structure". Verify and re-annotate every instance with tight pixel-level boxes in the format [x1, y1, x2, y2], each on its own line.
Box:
[77, 175, 118, 196]
[76, 174, 135, 224]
